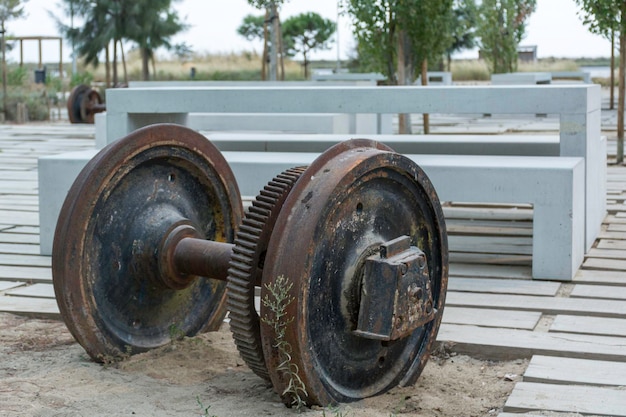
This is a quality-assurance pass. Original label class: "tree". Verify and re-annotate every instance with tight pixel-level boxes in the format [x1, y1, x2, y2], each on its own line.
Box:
[476, 0, 536, 74]
[344, 0, 454, 133]
[0, 0, 27, 120]
[127, 0, 187, 81]
[56, 0, 185, 84]
[237, 13, 273, 79]
[446, 0, 478, 71]
[575, 0, 625, 163]
[282, 12, 335, 78]
[247, 0, 289, 81]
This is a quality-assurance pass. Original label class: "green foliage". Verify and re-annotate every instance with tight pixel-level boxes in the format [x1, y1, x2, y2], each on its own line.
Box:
[262, 275, 308, 410]
[54, 0, 186, 80]
[343, 0, 454, 84]
[282, 12, 336, 78]
[447, 0, 478, 59]
[1, 90, 50, 121]
[247, 0, 287, 8]
[7, 66, 26, 86]
[0, 0, 26, 25]
[574, 0, 621, 39]
[70, 71, 93, 88]
[195, 396, 218, 417]
[476, 0, 536, 74]
[238, 14, 266, 41]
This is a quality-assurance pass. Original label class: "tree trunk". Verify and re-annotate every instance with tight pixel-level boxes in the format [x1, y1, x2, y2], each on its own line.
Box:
[141, 48, 150, 81]
[303, 52, 309, 79]
[422, 59, 430, 134]
[2, 22, 7, 121]
[397, 30, 412, 134]
[267, 4, 278, 81]
[277, 14, 285, 80]
[611, 29, 615, 110]
[112, 40, 118, 86]
[105, 45, 111, 89]
[618, 23, 625, 164]
[262, 9, 269, 80]
[120, 40, 128, 85]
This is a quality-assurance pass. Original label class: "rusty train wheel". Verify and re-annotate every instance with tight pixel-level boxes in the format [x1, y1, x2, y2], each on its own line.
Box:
[67, 84, 104, 124]
[67, 84, 90, 124]
[260, 139, 448, 406]
[52, 124, 242, 362]
[227, 167, 306, 381]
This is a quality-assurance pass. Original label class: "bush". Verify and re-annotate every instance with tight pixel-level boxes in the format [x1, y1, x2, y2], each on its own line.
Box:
[7, 67, 28, 86]
[0, 90, 50, 122]
[70, 71, 94, 88]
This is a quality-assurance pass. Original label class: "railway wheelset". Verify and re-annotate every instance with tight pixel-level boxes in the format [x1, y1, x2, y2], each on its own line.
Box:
[52, 123, 448, 407]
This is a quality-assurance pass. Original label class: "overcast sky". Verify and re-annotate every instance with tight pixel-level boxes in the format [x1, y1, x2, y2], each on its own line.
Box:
[6, 0, 614, 64]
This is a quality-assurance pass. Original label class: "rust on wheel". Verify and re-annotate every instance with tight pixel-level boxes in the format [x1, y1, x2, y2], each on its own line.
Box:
[67, 84, 105, 124]
[260, 139, 448, 406]
[52, 124, 242, 362]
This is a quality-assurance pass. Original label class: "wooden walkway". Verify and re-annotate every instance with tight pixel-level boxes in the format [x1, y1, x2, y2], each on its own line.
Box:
[0, 122, 625, 415]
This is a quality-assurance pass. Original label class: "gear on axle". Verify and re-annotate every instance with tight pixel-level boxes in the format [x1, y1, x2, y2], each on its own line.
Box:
[226, 166, 306, 381]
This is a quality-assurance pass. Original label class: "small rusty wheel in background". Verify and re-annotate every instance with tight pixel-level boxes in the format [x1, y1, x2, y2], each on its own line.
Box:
[52, 124, 242, 362]
[260, 139, 449, 406]
[67, 84, 105, 124]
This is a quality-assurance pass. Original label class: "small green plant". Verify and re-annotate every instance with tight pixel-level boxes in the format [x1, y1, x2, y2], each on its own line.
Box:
[262, 275, 308, 410]
[168, 323, 186, 342]
[196, 396, 218, 417]
[7, 67, 27, 86]
[70, 71, 94, 88]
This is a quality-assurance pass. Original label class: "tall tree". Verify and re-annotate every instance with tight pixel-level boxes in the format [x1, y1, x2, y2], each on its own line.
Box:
[127, 0, 187, 81]
[282, 12, 335, 78]
[247, 0, 289, 81]
[446, 0, 478, 71]
[476, 0, 536, 74]
[0, 0, 27, 119]
[56, 0, 185, 84]
[575, 0, 624, 163]
[344, 0, 453, 133]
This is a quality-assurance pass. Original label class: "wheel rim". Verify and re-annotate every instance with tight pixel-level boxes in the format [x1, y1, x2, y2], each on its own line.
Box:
[52, 124, 242, 361]
[260, 139, 448, 405]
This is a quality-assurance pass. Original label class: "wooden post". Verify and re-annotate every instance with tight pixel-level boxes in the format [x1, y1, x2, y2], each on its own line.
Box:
[38, 38, 42, 69]
[19, 39, 23, 67]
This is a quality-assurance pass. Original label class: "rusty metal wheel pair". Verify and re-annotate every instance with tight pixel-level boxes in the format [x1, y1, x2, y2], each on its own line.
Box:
[52, 124, 448, 406]
[67, 84, 105, 124]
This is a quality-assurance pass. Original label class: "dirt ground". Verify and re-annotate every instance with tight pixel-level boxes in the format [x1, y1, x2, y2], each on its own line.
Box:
[0, 312, 531, 417]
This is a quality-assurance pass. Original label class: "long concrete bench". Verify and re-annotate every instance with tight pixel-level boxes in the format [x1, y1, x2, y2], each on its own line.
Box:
[491, 72, 552, 85]
[202, 133, 561, 156]
[101, 85, 604, 252]
[551, 71, 592, 84]
[124, 80, 393, 135]
[38, 149, 584, 281]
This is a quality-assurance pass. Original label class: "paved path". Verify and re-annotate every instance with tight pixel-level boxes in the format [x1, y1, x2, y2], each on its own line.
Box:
[0, 96, 624, 415]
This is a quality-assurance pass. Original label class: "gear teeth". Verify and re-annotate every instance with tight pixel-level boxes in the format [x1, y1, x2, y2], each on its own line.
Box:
[226, 166, 307, 382]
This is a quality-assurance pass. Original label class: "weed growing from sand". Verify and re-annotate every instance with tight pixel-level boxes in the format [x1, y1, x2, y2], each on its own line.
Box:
[168, 323, 186, 342]
[261, 275, 308, 410]
[195, 396, 217, 417]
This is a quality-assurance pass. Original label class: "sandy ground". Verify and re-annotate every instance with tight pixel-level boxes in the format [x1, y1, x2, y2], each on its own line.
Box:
[0, 312, 532, 417]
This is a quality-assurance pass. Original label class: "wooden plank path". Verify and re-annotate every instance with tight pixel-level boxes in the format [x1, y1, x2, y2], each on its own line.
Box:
[0, 123, 625, 416]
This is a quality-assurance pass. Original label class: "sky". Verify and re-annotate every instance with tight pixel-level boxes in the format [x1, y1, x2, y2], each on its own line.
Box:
[4, 0, 615, 65]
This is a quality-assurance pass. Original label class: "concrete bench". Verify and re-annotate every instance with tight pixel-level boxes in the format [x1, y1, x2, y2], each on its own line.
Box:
[551, 71, 592, 84]
[99, 85, 603, 253]
[416, 72, 453, 86]
[38, 149, 584, 281]
[491, 72, 552, 85]
[202, 133, 561, 156]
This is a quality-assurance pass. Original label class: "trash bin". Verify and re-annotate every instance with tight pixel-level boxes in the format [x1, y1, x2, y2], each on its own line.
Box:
[34, 67, 46, 84]
[190, 67, 196, 79]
